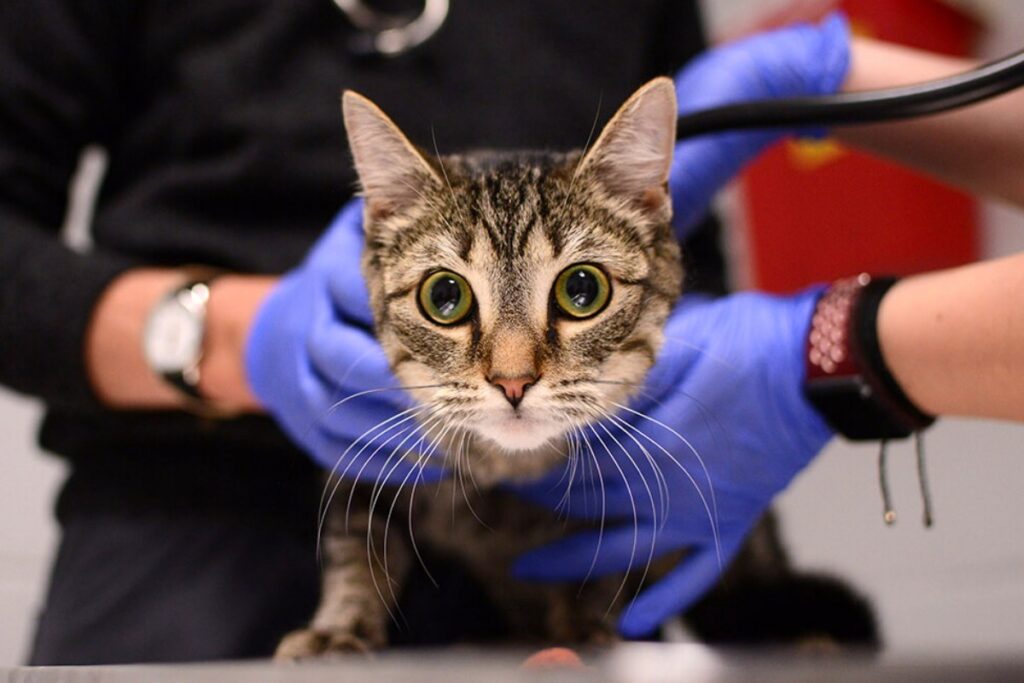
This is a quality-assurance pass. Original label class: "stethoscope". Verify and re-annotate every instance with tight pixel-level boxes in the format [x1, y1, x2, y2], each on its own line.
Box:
[332, 0, 449, 57]
[330, 1, 1024, 140]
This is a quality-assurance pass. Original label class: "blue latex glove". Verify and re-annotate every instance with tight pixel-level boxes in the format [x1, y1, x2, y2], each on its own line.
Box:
[510, 290, 833, 638]
[671, 13, 851, 236]
[246, 200, 445, 484]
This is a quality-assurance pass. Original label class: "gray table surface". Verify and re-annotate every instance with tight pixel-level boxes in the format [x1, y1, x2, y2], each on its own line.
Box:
[5, 645, 1024, 683]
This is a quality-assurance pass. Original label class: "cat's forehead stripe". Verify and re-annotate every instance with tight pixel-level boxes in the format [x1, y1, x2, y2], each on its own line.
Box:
[472, 168, 549, 262]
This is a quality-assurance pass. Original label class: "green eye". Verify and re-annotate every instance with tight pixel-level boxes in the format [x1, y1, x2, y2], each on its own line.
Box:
[554, 264, 611, 319]
[418, 270, 474, 325]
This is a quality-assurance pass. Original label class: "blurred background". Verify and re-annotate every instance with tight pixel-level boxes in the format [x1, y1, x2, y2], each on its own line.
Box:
[2, 0, 1023, 664]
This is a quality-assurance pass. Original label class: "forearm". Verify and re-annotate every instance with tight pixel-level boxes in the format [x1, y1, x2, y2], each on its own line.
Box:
[837, 37, 1024, 207]
[878, 252, 1024, 421]
[85, 269, 275, 411]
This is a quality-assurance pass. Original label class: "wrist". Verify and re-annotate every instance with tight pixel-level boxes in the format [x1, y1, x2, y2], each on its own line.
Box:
[86, 268, 193, 408]
[197, 274, 277, 411]
[803, 275, 935, 440]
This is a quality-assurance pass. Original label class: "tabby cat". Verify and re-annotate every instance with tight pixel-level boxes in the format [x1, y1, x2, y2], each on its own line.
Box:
[275, 79, 876, 657]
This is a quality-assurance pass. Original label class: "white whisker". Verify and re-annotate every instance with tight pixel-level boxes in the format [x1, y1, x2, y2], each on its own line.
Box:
[317, 405, 426, 558]
[380, 413, 456, 596]
[589, 413, 660, 607]
[363, 410, 448, 623]
[583, 420, 639, 620]
[611, 400, 721, 566]
[603, 411, 670, 530]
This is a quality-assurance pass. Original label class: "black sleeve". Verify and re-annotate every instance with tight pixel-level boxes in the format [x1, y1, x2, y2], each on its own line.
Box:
[0, 1, 140, 410]
[646, 0, 729, 295]
[646, 0, 709, 76]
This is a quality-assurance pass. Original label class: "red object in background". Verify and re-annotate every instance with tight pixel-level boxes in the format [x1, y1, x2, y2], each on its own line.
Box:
[743, 0, 981, 293]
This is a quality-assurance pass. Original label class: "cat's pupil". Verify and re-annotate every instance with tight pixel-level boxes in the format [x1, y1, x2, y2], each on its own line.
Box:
[566, 270, 598, 309]
[431, 277, 462, 316]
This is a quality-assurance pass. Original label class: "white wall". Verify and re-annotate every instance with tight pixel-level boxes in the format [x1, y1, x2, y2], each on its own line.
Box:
[0, 392, 63, 664]
[778, 419, 1024, 652]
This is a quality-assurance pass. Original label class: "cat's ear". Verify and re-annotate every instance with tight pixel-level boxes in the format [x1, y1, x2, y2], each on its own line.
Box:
[343, 91, 442, 220]
[578, 77, 677, 219]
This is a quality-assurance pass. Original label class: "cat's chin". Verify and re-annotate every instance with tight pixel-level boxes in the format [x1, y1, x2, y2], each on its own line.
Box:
[473, 414, 565, 453]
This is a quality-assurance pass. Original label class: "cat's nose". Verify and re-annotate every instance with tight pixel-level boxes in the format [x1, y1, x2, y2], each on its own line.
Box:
[488, 375, 537, 408]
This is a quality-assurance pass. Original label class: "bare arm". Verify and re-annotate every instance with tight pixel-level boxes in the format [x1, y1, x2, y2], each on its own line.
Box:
[85, 269, 275, 411]
[837, 37, 1024, 208]
[835, 40, 1024, 418]
[878, 251, 1024, 421]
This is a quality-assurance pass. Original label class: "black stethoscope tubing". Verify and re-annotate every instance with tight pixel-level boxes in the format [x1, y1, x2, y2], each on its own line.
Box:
[676, 46, 1024, 140]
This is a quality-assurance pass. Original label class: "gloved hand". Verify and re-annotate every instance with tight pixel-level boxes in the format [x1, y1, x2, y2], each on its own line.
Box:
[246, 200, 445, 484]
[671, 13, 851, 235]
[510, 290, 833, 637]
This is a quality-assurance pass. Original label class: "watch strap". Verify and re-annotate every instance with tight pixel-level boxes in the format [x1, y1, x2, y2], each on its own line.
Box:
[804, 274, 935, 441]
[162, 369, 204, 401]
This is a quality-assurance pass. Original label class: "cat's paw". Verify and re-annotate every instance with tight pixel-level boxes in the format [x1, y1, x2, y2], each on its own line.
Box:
[274, 628, 376, 661]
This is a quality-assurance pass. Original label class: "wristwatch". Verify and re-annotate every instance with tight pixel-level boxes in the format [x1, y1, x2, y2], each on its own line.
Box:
[803, 274, 935, 441]
[142, 276, 219, 402]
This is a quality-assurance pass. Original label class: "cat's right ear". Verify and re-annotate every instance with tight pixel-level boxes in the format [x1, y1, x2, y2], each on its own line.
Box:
[342, 91, 442, 221]
[577, 77, 677, 222]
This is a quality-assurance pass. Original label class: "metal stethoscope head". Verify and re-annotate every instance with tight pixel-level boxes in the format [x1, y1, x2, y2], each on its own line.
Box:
[332, 0, 449, 57]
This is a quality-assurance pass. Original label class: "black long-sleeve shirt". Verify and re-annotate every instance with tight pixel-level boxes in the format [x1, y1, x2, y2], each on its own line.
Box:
[0, 0, 721, 513]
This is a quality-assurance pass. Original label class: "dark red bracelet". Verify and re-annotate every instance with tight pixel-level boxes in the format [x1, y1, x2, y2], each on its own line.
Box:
[803, 274, 935, 441]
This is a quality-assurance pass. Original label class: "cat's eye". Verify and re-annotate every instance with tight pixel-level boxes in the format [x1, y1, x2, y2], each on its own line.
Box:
[553, 264, 611, 319]
[418, 270, 474, 325]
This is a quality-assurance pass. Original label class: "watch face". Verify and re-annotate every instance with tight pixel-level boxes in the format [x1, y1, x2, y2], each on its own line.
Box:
[144, 298, 203, 373]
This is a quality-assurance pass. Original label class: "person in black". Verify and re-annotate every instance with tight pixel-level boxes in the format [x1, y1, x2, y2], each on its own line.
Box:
[0, 1, 720, 663]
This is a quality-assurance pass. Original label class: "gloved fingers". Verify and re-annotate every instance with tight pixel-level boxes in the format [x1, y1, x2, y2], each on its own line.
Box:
[514, 524, 707, 582]
[244, 274, 314, 407]
[806, 12, 852, 99]
[617, 534, 745, 638]
[669, 12, 851, 239]
[296, 345, 403, 436]
[305, 200, 365, 268]
[295, 335, 448, 485]
[675, 12, 849, 111]
[302, 199, 375, 329]
[640, 316, 707, 397]
[316, 392, 417, 441]
[327, 261, 376, 330]
[307, 303, 399, 393]
[646, 305, 744, 396]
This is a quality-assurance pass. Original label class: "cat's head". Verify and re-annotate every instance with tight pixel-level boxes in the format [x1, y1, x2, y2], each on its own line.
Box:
[343, 78, 682, 466]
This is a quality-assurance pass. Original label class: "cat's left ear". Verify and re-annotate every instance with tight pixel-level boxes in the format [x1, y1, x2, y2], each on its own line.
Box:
[578, 77, 677, 221]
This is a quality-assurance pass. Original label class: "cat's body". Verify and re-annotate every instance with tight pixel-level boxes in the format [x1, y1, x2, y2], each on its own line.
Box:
[278, 477, 793, 657]
[276, 79, 877, 657]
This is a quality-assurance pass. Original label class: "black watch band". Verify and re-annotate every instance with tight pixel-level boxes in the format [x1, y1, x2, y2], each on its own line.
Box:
[803, 274, 935, 441]
[162, 369, 204, 401]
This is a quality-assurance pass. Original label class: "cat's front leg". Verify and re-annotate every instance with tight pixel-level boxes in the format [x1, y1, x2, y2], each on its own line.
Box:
[543, 579, 622, 647]
[275, 486, 410, 659]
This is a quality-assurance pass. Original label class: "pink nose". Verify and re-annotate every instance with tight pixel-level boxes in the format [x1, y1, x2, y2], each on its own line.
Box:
[489, 375, 537, 408]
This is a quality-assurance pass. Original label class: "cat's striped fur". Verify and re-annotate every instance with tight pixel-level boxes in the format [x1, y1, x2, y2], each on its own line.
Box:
[275, 79, 877, 658]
